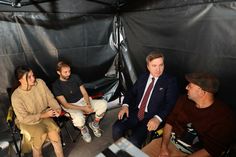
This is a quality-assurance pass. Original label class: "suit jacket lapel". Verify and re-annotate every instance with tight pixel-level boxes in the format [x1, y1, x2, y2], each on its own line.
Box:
[151, 74, 166, 96]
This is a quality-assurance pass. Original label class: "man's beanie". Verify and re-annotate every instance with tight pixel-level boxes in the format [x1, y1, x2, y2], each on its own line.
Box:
[185, 73, 220, 93]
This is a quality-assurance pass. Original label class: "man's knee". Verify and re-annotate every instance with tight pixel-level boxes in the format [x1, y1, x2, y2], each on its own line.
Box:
[93, 100, 107, 118]
[101, 99, 108, 109]
[94, 99, 107, 110]
[72, 117, 86, 128]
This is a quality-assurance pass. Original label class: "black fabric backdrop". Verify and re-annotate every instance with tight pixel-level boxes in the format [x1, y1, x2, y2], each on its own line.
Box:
[0, 0, 118, 132]
[0, 13, 115, 88]
[0, 0, 236, 132]
[121, 1, 236, 110]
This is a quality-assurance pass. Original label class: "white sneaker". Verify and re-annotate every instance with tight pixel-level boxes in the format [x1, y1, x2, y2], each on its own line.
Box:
[89, 122, 102, 137]
[81, 126, 92, 143]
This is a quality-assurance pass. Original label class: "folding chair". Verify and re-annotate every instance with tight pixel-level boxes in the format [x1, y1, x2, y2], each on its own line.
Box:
[221, 142, 236, 157]
[6, 106, 22, 157]
[6, 88, 73, 156]
[54, 109, 80, 146]
[7, 106, 71, 156]
[52, 91, 105, 145]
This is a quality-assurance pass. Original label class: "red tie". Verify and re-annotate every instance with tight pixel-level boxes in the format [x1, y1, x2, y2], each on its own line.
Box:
[137, 77, 155, 121]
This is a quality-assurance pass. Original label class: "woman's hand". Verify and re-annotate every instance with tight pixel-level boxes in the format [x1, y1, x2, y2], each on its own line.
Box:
[40, 109, 55, 118]
[40, 108, 61, 118]
[53, 108, 61, 117]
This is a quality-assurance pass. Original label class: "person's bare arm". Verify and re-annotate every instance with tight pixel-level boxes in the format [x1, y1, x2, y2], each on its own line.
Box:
[80, 85, 91, 106]
[56, 95, 93, 114]
[159, 123, 173, 157]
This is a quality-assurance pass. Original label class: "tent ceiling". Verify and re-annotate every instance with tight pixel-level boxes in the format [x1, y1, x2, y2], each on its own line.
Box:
[1, 0, 234, 13]
[0, 0, 119, 13]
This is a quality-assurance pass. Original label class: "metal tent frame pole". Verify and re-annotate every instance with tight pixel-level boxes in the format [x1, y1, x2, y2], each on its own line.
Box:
[88, 0, 126, 104]
[116, 8, 123, 105]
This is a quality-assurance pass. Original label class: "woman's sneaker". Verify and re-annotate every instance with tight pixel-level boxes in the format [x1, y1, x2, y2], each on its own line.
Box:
[81, 126, 92, 143]
[89, 122, 102, 137]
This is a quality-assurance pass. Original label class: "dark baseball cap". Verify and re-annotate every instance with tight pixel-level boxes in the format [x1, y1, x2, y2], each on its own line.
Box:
[185, 73, 220, 93]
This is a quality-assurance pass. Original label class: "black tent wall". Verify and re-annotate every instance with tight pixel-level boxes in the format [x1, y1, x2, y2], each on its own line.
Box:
[0, 0, 117, 132]
[0, 13, 115, 88]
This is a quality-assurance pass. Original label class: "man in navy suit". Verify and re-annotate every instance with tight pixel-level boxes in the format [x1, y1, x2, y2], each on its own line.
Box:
[112, 52, 179, 148]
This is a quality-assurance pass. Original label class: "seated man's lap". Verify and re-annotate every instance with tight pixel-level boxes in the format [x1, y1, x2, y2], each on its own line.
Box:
[64, 108, 85, 127]
[113, 115, 139, 132]
[128, 124, 148, 148]
[112, 116, 148, 147]
[64, 99, 107, 128]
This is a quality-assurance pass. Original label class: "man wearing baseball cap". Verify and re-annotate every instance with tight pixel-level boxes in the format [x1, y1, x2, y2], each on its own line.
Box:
[143, 72, 236, 157]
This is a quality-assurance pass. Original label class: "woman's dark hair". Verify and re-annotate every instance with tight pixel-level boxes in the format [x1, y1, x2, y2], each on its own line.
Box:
[15, 65, 31, 80]
[13, 65, 32, 91]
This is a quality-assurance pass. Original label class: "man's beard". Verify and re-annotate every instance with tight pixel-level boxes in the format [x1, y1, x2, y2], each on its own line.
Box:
[61, 75, 69, 80]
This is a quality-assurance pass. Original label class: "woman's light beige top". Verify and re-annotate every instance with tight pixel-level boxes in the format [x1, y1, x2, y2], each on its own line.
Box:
[11, 79, 61, 125]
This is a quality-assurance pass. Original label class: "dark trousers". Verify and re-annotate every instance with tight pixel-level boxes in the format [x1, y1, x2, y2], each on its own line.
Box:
[112, 115, 149, 148]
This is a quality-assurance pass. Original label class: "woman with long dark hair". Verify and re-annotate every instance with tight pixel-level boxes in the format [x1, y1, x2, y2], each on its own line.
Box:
[11, 65, 64, 157]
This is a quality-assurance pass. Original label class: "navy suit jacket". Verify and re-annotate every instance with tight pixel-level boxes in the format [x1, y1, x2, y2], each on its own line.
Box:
[123, 72, 178, 121]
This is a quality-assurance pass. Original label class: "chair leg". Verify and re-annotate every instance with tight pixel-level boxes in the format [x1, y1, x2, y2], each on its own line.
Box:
[60, 132, 66, 147]
[9, 127, 21, 157]
[63, 122, 75, 142]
